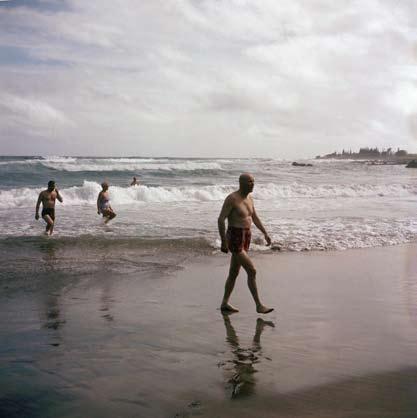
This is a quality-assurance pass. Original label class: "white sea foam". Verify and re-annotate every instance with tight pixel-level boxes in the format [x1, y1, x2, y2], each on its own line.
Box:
[39, 157, 223, 172]
[0, 187, 41, 209]
[210, 217, 417, 252]
[267, 218, 417, 251]
[0, 160, 39, 166]
[256, 182, 417, 198]
[1, 181, 416, 209]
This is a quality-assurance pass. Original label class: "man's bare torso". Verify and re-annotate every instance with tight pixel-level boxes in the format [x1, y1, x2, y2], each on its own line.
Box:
[40, 190, 59, 209]
[226, 191, 254, 229]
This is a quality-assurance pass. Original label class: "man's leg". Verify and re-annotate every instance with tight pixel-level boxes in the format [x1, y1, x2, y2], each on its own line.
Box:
[42, 215, 54, 235]
[235, 251, 273, 314]
[221, 253, 241, 312]
[253, 318, 275, 346]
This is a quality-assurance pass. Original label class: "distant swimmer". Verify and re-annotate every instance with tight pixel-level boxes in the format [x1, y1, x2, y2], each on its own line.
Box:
[97, 182, 117, 224]
[218, 173, 273, 314]
[35, 180, 63, 236]
[130, 176, 139, 186]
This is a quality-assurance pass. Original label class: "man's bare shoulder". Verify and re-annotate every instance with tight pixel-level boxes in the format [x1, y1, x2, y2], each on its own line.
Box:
[225, 191, 240, 203]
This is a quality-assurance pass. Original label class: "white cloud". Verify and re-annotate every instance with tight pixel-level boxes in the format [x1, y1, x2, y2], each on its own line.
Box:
[388, 83, 417, 116]
[0, 0, 417, 157]
[0, 93, 71, 127]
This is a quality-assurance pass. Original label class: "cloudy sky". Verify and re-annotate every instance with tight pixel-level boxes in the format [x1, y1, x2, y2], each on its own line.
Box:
[0, 0, 416, 158]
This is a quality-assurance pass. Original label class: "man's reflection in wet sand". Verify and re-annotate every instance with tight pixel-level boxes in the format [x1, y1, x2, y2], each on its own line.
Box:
[39, 241, 66, 343]
[99, 278, 115, 322]
[97, 248, 116, 322]
[221, 313, 274, 398]
[40, 240, 58, 272]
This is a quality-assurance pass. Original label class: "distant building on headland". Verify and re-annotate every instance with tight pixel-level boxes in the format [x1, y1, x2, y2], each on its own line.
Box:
[316, 147, 417, 163]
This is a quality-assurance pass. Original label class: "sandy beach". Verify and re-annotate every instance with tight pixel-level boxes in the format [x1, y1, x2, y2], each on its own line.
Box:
[1, 243, 417, 417]
[3, 0, 417, 415]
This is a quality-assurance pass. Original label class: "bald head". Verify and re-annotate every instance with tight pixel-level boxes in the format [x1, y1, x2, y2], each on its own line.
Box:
[239, 173, 253, 184]
[239, 173, 255, 195]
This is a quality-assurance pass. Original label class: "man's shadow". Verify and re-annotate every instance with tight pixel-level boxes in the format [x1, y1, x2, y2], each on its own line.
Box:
[221, 313, 275, 398]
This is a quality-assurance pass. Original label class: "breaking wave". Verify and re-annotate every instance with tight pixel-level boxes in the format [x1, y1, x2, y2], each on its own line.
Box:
[0, 181, 416, 209]
[39, 157, 223, 172]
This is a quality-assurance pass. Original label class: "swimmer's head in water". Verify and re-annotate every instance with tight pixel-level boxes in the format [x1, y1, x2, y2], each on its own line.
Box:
[47, 180, 55, 191]
[239, 173, 254, 194]
[101, 182, 109, 190]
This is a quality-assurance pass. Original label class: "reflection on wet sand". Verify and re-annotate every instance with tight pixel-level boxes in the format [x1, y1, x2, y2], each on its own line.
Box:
[404, 245, 417, 329]
[99, 279, 115, 322]
[39, 242, 66, 339]
[221, 314, 274, 398]
[98, 248, 117, 322]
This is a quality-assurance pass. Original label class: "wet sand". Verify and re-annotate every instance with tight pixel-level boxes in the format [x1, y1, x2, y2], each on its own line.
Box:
[1, 244, 417, 417]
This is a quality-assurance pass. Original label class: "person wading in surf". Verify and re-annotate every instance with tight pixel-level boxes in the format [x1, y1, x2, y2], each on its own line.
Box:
[35, 180, 63, 236]
[218, 173, 273, 314]
[97, 182, 117, 224]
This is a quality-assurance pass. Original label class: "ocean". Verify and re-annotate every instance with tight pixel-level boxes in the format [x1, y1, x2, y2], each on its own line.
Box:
[1, 155, 417, 283]
[1, 155, 417, 251]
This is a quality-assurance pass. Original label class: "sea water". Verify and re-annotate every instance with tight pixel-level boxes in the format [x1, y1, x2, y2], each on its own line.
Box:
[1, 155, 417, 253]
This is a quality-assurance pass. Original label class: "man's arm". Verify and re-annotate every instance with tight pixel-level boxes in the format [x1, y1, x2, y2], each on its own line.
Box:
[35, 192, 42, 219]
[218, 196, 233, 253]
[97, 192, 101, 214]
[252, 203, 271, 246]
[56, 189, 63, 203]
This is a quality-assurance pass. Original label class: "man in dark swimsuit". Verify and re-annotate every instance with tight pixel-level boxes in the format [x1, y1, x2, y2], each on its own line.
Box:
[35, 180, 63, 235]
[218, 173, 273, 314]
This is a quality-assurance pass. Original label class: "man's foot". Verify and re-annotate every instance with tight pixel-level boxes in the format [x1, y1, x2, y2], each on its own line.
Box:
[256, 318, 275, 328]
[256, 305, 274, 314]
[220, 303, 239, 313]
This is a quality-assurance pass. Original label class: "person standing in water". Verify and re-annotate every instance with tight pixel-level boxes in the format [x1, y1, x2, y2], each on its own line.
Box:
[218, 173, 273, 314]
[130, 176, 139, 186]
[35, 180, 63, 235]
[97, 182, 116, 224]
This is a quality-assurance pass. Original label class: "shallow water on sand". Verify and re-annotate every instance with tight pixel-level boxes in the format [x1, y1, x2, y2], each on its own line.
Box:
[1, 244, 417, 417]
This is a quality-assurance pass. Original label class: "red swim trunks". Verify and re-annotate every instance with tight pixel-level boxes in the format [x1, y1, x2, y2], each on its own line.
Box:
[226, 227, 252, 253]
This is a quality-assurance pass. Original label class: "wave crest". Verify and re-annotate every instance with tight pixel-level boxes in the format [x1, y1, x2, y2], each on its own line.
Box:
[1, 181, 416, 209]
[39, 157, 223, 172]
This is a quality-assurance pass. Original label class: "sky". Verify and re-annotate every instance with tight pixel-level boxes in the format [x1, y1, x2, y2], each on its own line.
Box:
[0, 0, 416, 158]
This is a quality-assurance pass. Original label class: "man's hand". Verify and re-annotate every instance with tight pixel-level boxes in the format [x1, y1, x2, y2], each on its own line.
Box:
[220, 241, 228, 253]
[97, 210, 101, 215]
[264, 234, 272, 246]
[35, 213, 39, 220]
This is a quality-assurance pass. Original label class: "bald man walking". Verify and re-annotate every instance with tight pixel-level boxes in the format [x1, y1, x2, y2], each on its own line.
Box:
[218, 173, 273, 314]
